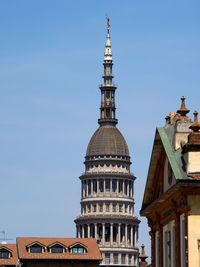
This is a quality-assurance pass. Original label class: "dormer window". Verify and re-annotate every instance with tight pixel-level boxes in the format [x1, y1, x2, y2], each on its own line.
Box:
[30, 244, 42, 253]
[72, 245, 84, 254]
[50, 244, 65, 254]
[27, 242, 45, 253]
[69, 243, 87, 254]
[0, 248, 10, 259]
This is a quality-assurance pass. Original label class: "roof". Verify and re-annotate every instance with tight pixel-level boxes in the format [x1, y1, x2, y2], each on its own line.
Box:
[141, 123, 194, 213]
[86, 125, 129, 157]
[17, 237, 101, 261]
[0, 244, 18, 266]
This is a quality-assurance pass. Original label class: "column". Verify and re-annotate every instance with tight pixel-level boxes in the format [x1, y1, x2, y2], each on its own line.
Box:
[103, 179, 106, 194]
[83, 181, 85, 197]
[97, 179, 99, 194]
[117, 179, 119, 194]
[110, 179, 112, 194]
[88, 224, 90, 238]
[125, 224, 128, 246]
[134, 226, 137, 246]
[110, 223, 113, 246]
[91, 180, 93, 195]
[95, 223, 97, 239]
[122, 180, 125, 196]
[131, 225, 133, 247]
[130, 182, 133, 197]
[82, 225, 85, 238]
[136, 226, 138, 246]
[78, 225, 81, 238]
[118, 223, 121, 245]
[102, 223, 105, 246]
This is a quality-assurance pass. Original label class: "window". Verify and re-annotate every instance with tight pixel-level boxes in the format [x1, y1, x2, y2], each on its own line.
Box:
[112, 181, 116, 192]
[121, 254, 126, 264]
[51, 244, 63, 253]
[88, 181, 91, 195]
[93, 204, 96, 212]
[0, 249, 9, 259]
[88, 204, 91, 213]
[72, 246, 84, 254]
[128, 254, 132, 265]
[119, 204, 122, 212]
[106, 180, 110, 193]
[114, 253, 118, 264]
[30, 244, 43, 253]
[106, 203, 110, 212]
[125, 204, 128, 213]
[105, 253, 110, 264]
[113, 204, 116, 212]
[93, 181, 97, 193]
[99, 203, 103, 212]
[100, 180, 103, 192]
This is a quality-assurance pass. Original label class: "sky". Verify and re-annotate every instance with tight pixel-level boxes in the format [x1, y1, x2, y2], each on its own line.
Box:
[0, 0, 200, 262]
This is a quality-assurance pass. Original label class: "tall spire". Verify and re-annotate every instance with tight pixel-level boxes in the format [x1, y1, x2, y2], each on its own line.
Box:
[98, 17, 118, 126]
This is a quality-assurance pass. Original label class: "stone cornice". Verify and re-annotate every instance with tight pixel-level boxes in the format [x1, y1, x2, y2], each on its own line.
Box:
[80, 172, 135, 180]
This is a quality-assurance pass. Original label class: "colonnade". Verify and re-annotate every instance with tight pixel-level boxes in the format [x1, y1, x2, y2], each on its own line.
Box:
[77, 223, 138, 248]
[82, 178, 133, 198]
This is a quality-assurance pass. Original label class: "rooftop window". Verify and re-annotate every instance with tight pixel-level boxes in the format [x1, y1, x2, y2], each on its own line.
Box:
[29, 244, 43, 253]
[51, 244, 64, 254]
[0, 249, 10, 259]
[72, 245, 84, 254]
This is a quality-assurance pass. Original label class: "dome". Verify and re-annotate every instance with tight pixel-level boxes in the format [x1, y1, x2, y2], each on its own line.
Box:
[86, 125, 129, 157]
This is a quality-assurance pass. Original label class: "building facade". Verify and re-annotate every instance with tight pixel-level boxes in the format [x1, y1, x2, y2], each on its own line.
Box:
[140, 97, 200, 267]
[0, 237, 101, 267]
[75, 20, 140, 267]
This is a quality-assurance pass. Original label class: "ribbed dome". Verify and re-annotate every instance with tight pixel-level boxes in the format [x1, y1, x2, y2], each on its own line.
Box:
[86, 125, 129, 157]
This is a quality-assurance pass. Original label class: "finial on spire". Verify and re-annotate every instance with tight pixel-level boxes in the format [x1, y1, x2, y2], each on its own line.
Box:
[139, 244, 148, 262]
[177, 96, 190, 117]
[190, 111, 200, 132]
[106, 16, 110, 33]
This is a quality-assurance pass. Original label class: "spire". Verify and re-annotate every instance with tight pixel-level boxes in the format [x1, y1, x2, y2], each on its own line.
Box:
[98, 17, 118, 126]
[177, 96, 190, 117]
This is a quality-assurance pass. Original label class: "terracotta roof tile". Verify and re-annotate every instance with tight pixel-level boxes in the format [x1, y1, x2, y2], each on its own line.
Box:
[17, 237, 101, 261]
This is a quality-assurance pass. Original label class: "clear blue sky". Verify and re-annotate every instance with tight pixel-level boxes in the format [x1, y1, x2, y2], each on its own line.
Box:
[0, 0, 200, 261]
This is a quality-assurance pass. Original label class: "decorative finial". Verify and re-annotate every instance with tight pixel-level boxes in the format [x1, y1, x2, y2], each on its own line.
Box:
[165, 115, 170, 125]
[190, 111, 200, 132]
[177, 96, 190, 117]
[139, 244, 148, 262]
[106, 16, 110, 33]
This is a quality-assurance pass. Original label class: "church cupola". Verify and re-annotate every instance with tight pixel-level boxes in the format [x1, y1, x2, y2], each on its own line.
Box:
[98, 18, 118, 126]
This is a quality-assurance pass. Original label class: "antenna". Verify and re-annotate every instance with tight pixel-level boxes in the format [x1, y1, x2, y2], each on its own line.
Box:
[0, 230, 13, 244]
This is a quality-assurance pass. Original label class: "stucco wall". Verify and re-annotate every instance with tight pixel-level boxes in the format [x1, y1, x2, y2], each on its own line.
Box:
[188, 195, 200, 267]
